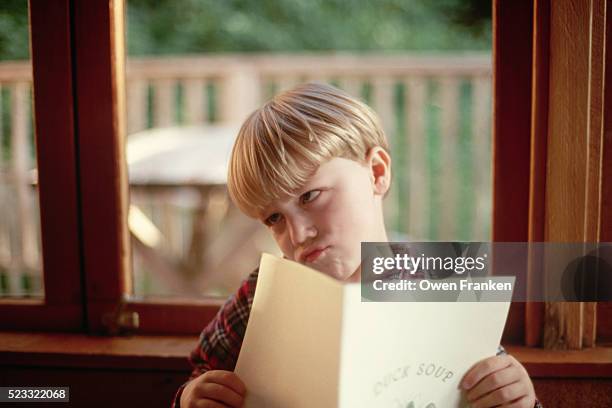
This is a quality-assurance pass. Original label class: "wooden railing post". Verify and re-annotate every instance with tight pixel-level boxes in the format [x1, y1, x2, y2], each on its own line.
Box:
[219, 67, 260, 125]
[372, 77, 398, 232]
[405, 77, 427, 239]
[11, 82, 38, 294]
[184, 78, 207, 125]
[276, 76, 300, 94]
[439, 76, 460, 240]
[127, 78, 147, 134]
[0, 83, 8, 284]
[153, 78, 175, 128]
[471, 75, 492, 240]
[338, 77, 362, 100]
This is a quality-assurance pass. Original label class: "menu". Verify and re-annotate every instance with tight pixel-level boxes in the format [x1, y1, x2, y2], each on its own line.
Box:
[235, 253, 511, 408]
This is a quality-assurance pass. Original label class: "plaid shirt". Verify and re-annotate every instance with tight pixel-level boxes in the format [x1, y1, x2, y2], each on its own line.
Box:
[172, 267, 542, 407]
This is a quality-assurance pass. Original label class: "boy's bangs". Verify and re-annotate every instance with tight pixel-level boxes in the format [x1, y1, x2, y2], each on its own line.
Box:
[228, 114, 331, 219]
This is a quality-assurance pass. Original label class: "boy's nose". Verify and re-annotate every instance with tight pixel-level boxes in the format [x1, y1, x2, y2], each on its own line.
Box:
[286, 214, 317, 247]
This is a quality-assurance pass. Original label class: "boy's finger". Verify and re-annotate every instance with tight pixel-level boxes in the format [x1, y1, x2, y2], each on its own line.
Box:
[461, 355, 512, 390]
[197, 383, 243, 407]
[202, 371, 247, 396]
[466, 365, 521, 402]
[469, 381, 527, 408]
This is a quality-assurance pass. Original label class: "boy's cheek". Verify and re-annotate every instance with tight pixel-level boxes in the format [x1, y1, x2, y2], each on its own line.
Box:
[274, 236, 294, 259]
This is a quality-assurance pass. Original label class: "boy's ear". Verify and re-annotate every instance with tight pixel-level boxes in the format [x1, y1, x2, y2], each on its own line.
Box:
[366, 146, 391, 196]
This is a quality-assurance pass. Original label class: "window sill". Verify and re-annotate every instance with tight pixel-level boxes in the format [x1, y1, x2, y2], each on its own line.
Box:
[0, 331, 196, 371]
[1, 332, 611, 377]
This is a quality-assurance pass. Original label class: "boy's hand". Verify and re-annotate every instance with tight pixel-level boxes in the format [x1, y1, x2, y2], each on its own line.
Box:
[461, 354, 536, 408]
[180, 370, 246, 408]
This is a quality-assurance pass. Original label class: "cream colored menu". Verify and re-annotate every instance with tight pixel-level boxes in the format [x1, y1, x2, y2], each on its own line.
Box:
[235, 254, 511, 408]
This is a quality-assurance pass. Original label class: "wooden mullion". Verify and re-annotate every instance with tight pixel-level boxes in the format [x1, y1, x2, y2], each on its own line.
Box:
[0, 0, 83, 330]
[30, 0, 83, 309]
[596, 0, 612, 344]
[492, 0, 534, 345]
[602, 0, 612, 244]
[72, 0, 130, 334]
[525, 0, 551, 348]
[492, 0, 534, 243]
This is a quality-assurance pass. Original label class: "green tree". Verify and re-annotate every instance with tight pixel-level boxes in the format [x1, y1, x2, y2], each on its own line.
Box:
[126, 0, 491, 55]
[0, 0, 29, 61]
[0, 1, 492, 60]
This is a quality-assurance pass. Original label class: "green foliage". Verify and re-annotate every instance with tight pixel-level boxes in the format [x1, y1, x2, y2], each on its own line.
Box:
[0, 0, 29, 60]
[0, 1, 491, 60]
[126, 0, 491, 55]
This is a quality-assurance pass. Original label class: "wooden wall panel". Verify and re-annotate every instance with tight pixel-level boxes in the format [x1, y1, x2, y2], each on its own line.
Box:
[542, 0, 609, 350]
[2, 367, 187, 408]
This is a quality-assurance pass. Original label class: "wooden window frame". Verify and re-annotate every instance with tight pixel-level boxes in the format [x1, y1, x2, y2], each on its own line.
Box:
[1, 8, 610, 406]
[0, 0, 222, 335]
[1, 0, 609, 343]
[75, 0, 540, 338]
[74, 0, 221, 334]
[69, 0, 222, 335]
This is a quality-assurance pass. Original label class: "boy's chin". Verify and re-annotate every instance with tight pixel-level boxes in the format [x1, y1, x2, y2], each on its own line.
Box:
[293, 254, 358, 281]
[302, 262, 341, 279]
[316, 264, 359, 282]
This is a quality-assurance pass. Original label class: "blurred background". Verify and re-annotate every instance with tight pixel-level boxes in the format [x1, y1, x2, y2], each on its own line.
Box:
[0, 0, 492, 299]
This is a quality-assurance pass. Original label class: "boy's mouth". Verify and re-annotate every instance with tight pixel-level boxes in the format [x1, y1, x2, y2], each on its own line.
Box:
[300, 246, 330, 263]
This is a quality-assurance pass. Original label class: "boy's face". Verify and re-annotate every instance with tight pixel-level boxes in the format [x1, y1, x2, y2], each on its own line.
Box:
[259, 149, 390, 281]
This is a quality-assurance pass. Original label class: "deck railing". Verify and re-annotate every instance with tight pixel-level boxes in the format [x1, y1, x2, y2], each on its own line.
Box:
[0, 53, 492, 297]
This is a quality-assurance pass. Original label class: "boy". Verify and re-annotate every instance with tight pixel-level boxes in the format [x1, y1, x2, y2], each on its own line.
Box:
[174, 83, 540, 408]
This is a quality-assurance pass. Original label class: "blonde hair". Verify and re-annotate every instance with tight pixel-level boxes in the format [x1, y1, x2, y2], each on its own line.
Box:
[227, 82, 389, 218]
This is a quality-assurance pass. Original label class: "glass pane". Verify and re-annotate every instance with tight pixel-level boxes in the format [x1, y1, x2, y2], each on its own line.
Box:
[0, 0, 43, 298]
[124, 0, 492, 298]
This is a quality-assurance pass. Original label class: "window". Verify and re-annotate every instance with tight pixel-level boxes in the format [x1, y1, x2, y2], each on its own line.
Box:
[1, 0, 609, 348]
[121, 0, 494, 308]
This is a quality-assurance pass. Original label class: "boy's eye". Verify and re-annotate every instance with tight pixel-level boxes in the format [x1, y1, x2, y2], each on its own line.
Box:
[300, 190, 321, 205]
[264, 213, 282, 226]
